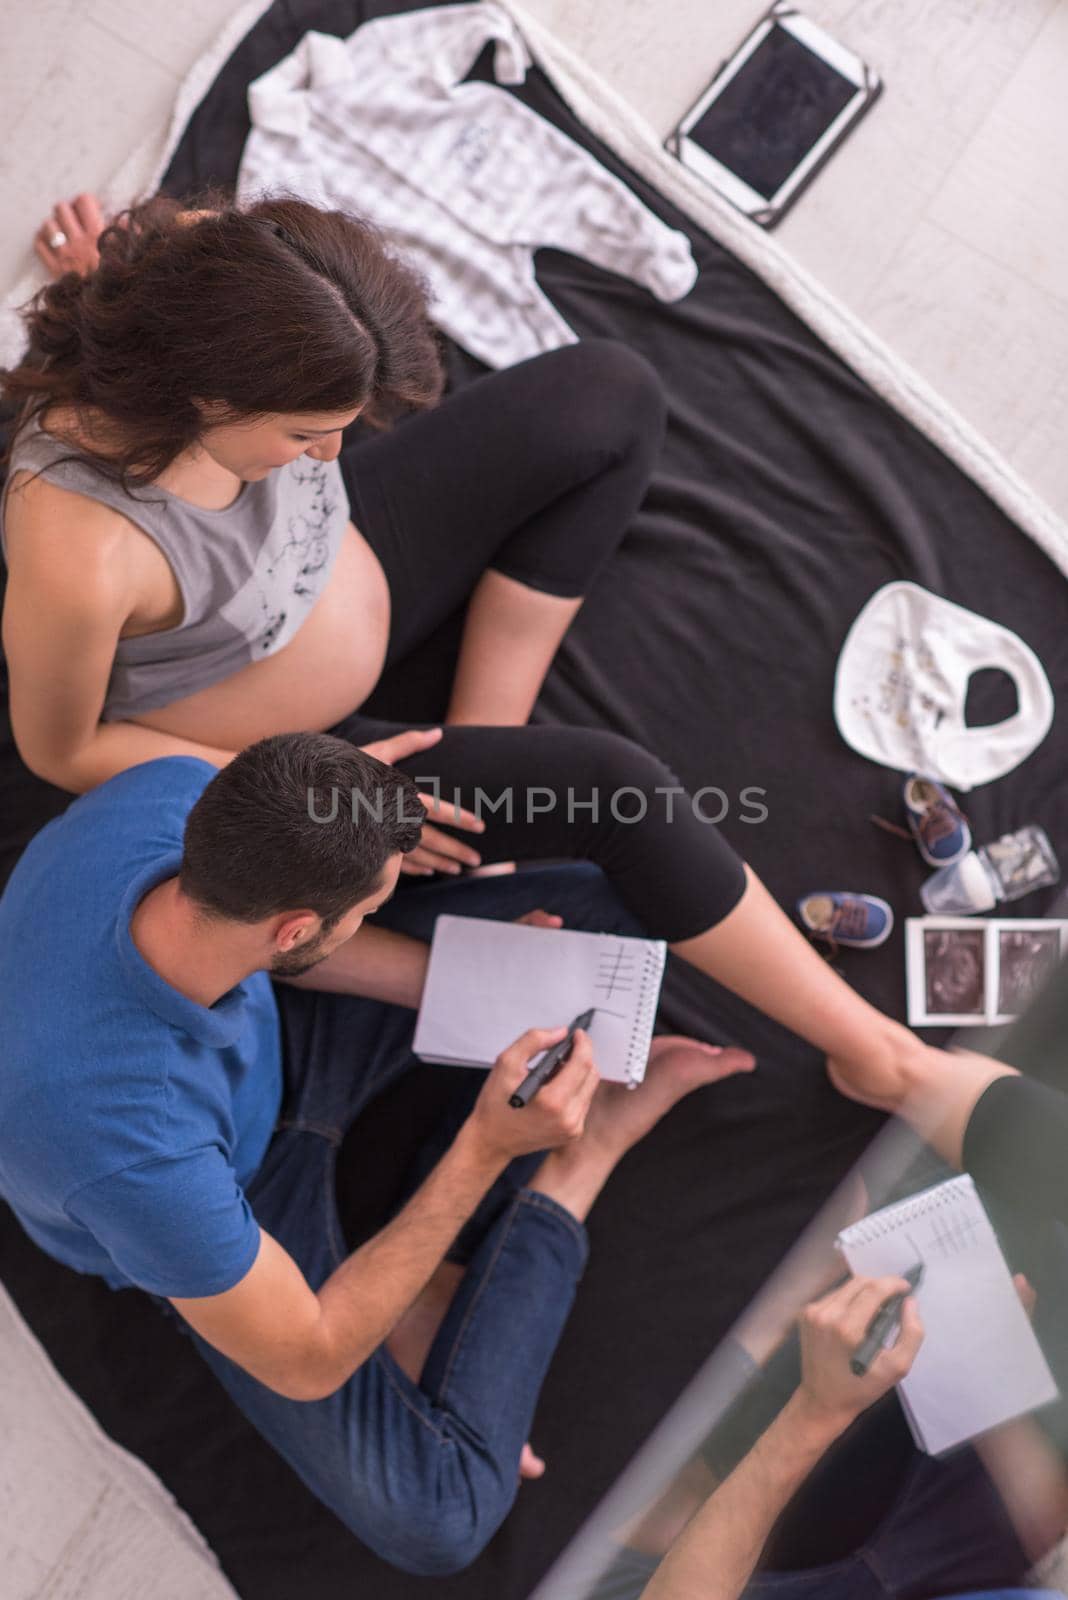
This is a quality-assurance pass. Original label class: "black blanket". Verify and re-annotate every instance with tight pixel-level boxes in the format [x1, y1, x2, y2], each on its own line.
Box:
[3, 3, 1067, 1596]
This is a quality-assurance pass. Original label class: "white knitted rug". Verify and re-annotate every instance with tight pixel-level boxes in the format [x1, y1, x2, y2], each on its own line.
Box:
[0, 1279, 238, 1599]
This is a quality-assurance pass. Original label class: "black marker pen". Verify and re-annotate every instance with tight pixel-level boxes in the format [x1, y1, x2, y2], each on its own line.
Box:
[851, 1263, 925, 1378]
[510, 1008, 595, 1108]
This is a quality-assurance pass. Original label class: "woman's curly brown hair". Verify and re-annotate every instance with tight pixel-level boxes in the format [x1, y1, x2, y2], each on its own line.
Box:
[0, 189, 445, 493]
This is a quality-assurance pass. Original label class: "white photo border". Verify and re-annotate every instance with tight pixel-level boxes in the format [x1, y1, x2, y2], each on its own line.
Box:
[905, 917, 1068, 1028]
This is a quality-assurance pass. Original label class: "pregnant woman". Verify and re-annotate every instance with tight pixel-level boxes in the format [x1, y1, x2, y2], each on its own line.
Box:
[0, 190, 933, 1090]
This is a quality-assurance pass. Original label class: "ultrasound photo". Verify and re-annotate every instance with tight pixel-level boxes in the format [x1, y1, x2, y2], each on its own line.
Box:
[997, 928, 1062, 1015]
[924, 928, 985, 1016]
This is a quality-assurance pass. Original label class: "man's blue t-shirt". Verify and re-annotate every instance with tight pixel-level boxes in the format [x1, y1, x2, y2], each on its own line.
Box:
[0, 758, 282, 1298]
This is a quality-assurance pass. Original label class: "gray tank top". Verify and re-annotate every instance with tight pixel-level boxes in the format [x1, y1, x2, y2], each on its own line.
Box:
[0, 411, 351, 721]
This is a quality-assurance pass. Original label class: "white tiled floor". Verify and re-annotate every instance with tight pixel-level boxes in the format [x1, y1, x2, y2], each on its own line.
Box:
[529, 0, 1068, 521]
[2, 2, 1068, 1591]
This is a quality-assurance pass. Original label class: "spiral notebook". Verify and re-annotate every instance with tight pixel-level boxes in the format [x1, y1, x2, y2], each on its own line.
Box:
[413, 916, 667, 1086]
[837, 1175, 1057, 1454]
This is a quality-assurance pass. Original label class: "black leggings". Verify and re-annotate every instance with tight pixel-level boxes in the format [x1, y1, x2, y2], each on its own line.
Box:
[333, 340, 747, 944]
[958, 1070, 1068, 1459]
[344, 339, 667, 622]
[964, 1075, 1068, 1232]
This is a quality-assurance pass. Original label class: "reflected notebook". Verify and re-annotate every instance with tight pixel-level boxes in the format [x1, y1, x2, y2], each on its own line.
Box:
[837, 1176, 1057, 1454]
[413, 915, 667, 1087]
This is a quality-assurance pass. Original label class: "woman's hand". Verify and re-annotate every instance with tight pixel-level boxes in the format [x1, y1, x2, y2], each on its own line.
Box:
[357, 726, 487, 876]
[35, 194, 109, 279]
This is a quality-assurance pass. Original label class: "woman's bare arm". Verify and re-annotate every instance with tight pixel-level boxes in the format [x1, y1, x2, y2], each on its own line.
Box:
[3, 479, 234, 791]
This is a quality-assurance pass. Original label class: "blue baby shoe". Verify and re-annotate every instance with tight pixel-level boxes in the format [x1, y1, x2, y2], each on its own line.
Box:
[797, 891, 894, 950]
[903, 775, 972, 868]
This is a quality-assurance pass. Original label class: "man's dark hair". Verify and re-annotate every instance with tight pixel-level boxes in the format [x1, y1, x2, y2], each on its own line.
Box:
[179, 733, 423, 926]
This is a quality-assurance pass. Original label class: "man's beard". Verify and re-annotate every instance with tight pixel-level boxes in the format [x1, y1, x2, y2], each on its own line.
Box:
[270, 935, 332, 978]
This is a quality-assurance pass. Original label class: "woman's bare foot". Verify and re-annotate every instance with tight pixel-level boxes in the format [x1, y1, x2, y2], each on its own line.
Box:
[826, 1032, 934, 1113]
[35, 193, 109, 280]
[830, 1042, 1020, 1170]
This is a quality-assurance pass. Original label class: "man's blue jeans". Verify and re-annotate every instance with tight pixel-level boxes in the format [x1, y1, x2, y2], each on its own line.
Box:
[188, 863, 645, 1577]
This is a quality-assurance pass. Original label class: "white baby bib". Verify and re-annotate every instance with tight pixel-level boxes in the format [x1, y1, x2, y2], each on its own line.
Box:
[834, 581, 1054, 791]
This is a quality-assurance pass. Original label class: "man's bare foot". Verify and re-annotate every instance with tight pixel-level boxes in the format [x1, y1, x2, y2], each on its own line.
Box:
[519, 1444, 545, 1481]
[35, 193, 109, 280]
[531, 1037, 755, 1222]
[584, 1036, 756, 1159]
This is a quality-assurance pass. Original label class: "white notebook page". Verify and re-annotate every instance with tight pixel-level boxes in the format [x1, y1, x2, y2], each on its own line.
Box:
[838, 1175, 1057, 1454]
[413, 916, 666, 1086]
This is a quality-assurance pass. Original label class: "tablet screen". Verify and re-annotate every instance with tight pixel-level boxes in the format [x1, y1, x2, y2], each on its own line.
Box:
[688, 24, 858, 199]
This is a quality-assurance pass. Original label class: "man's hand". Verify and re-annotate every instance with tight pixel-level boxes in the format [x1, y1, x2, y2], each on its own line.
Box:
[640, 1276, 923, 1600]
[466, 1027, 599, 1165]
[357, 727, 486, 876]
[796, 1275, 924, 1434]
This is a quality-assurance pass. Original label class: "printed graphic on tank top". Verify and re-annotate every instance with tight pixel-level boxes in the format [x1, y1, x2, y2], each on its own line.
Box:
[833, 582, 1054, 791]
[216, 455, 343, 655]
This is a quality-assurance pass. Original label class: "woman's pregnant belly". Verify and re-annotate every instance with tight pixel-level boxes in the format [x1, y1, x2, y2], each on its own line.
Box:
[134, 522, 392, 749]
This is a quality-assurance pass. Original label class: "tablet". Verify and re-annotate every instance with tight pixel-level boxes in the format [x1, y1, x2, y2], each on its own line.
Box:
[669, 3, 881, 228]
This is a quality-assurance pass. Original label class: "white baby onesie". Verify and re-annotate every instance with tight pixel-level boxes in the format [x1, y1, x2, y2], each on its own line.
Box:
[834, 581, 1054, 791]
[237, 3, 698, 368]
